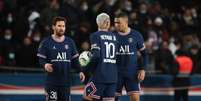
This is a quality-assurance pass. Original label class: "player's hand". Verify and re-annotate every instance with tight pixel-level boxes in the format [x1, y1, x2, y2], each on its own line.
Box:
[79, 72, 85, 82]
[137, 70, 145, 81]
[44, 63, 53, 72]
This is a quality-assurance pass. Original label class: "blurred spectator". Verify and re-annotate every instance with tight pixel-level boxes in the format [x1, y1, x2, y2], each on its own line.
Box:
[182, 34, 199, 50]
[138, 2, 149, 31]
[93, 0, 118, 19]
[40, 0, 59, 33]
[16, 37, 36, 67]
[154, 41, 176, 74]
[74, 21, 91, 51]
[176, 50, 193, 74]
[32, 30, 42, 46]
[59, 0, 80, 32]
[0, 0, 4, 12]
[0, 0, 17, 29]
[121, 0, 133, 13]
[129, 10, 141, 31]
[189, 45, 201, 74]
[27, 10, 40, 37]
[145, 19, 159, 51]
[80, 41, 90, 52]
[78, 0, 93, 22]
[0, 29, 18, 66]
[173, 49, 193, 101]
[168, 37, 177, 56]
[149, 1, 162, 19]
[31, 30, 42, 67]
[180, 8, 198, 34]
[1, 12, 16, 30]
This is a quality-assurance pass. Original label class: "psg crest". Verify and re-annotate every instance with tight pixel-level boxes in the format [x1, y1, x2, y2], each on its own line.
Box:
[65, 45, 68, 50]
[128, 37, 133, 43]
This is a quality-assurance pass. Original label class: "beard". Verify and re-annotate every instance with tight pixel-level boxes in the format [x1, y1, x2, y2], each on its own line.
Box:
[115, 27, 124, 32]
[55, 30, 65, 37]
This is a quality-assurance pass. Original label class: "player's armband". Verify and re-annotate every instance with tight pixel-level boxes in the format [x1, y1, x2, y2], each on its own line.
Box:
[139, 49, 148, 70]
[91, 44, 100, 50]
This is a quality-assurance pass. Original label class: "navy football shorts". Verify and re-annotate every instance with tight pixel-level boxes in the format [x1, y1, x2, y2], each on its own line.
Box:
[45, 85, 70, 101]
[116, 75, 141, 96]
[84, 80, 116, 100]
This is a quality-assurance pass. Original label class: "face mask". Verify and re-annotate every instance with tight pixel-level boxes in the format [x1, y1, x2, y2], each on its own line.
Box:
[7, 15, 13, 23]
[125, 6, 132, 12]
[108, 0, 116, 6]
[9, 53, 15, 59]
[185, 42, 192, 49]
[191, 8, 197, 18]
[140, 4, 147, 14]
[33, 36, 41, 42]
[125, 1, 132, 11]
[4, 35, 12, 40]
[81, 3, 88, 11]
[140, 10, 147, 14]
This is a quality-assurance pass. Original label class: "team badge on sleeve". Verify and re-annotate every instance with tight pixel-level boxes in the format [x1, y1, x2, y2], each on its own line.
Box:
[65, 44, 69, 50]
[128, 37, 133, 43]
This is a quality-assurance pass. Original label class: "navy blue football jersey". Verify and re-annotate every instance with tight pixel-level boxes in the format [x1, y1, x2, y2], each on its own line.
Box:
[115, 29, 145, 79]
[37, 36, 78, 86]
[89, 31, 118, 83]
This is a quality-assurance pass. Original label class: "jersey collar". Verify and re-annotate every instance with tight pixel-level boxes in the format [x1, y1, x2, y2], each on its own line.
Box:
[118, 27, 131, 36]
[51, 35, 65, 43]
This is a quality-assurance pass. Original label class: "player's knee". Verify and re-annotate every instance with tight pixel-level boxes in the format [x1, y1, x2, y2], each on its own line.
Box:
[129, 93, 140, 101]
[92, 99, 102, 101]
[82, 98, 91, 101]
[102, 97, 115, 101]
[82, 96, 93, 101]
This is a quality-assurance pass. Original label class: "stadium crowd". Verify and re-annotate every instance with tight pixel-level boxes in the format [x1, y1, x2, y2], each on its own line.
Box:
[0, 0, 201, 74]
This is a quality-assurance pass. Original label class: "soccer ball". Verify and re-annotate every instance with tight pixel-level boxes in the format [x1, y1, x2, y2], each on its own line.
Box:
[79, 51, 91, 67]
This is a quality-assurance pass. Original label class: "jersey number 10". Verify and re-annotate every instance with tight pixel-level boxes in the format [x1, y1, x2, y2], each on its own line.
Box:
[104, 42, 115, 59]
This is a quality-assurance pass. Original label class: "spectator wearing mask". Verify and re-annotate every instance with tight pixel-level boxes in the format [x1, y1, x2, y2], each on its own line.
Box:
[0, 29, 18, 66]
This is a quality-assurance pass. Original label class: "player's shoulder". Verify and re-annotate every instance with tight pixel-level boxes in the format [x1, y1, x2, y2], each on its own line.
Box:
[90, 31, 116, 38]
[108, 31, 116, 35]
[90, 31, 100, 38]
[91, 31, 98, 36]
[130, 29, 143, 37]
[95, 31, 115, 35]
[64, 36, 73, 41]
[40, 36, 51, 44]
[111, 31, 118, 36]
[38, 36, 52, 48]
[64, 36, 75, 43]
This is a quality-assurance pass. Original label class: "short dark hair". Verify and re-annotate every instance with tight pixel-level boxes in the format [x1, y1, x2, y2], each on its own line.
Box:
[115, 12, 128, 18]
[52, 16, 66, 25]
